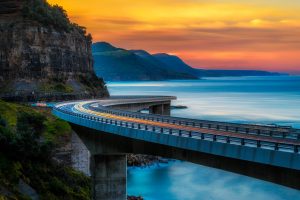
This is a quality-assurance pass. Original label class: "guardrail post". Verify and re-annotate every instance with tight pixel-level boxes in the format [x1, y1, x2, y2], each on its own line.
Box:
[294, 146, 299, 153]
[213, 135, 216, 141]
[145, 125, 148, 130]
[169, 129, 172, 134]
[226, 137, 230, 143]
[241, 138, 245, 145]
[257, 140, 261, 148]
[189, 131, 192, 137]
[138, 124, 141, 129]
[274, 143, 279, 151]
[257, 129, 261, 135]
[160, 128, 163, 133]
[201, 133, 204, 139]
[152, 126, 155, 132]
[179, 130, 182, 136]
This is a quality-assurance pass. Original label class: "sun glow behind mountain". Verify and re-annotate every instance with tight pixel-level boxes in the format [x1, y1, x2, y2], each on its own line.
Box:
[49, 0, 300, 74]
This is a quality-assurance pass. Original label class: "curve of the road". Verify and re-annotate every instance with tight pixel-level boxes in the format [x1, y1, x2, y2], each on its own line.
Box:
[54, 96, 300, 153]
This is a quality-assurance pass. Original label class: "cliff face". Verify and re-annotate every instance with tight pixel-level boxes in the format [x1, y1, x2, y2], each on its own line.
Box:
[0, 0, 109, 101]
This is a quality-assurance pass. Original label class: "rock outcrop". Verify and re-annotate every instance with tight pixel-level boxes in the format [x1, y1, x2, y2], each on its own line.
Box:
[0, 0, 109, 101]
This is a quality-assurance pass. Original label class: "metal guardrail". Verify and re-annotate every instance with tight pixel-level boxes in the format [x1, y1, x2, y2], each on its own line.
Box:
[86, 103, 300, 141]
[53, 105, 300, 154]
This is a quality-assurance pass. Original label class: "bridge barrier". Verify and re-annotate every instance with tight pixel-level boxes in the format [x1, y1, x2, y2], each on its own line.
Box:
[86, 103, 300, 141]
[53, 105, 300, 171]
[53, 106, 300, 154]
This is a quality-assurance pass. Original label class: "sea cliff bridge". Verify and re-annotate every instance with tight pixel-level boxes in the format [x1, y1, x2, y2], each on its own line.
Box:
[53, 96, 300, 200]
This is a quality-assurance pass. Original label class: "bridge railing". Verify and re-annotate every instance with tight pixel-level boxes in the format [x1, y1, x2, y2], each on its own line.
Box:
[86, 103, 300, 141]
[53, 106, 300, 154]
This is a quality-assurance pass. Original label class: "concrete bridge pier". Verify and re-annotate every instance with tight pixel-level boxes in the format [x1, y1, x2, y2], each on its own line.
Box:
[90, 154, 127, 200]
[149, 103, 170, 115]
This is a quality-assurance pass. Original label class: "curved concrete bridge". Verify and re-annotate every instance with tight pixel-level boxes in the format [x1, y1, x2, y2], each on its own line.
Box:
[53, 96, 300, 200]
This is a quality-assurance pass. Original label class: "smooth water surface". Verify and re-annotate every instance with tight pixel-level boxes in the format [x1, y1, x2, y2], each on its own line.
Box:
[107, 76, 300, 200]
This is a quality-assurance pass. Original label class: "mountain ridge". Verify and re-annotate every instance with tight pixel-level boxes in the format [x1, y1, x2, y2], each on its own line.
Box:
[92, 41, 285, 81]
[92, 42, 199, 81]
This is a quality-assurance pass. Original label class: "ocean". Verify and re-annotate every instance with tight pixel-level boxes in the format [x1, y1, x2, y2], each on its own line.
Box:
[107, 76, 300, 200]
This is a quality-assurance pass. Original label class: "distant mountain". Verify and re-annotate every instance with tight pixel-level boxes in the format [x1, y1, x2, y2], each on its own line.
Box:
[92, 42, 198, 81]
[93, 42, 285, 81]
[92, 42, 121, 52]
[153, 53, 199, 75]
[196, 69, 284, 77]
[153, 53, 283, 77]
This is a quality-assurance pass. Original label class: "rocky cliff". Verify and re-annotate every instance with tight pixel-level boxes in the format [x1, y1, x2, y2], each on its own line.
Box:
[0, 0, 109, 101]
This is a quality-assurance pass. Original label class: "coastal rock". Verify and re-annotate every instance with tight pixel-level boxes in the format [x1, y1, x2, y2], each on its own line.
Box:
[127, 154, 169, 167]
[0, 0, 109, 101]
[127, 195, 144, 200]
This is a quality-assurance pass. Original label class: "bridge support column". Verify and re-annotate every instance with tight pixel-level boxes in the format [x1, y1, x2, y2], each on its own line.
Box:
[90, 154, 127, 200]
[149, 103, 170, 115]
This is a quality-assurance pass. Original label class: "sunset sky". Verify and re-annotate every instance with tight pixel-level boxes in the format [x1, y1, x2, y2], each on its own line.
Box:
[48, 0, 300, 74]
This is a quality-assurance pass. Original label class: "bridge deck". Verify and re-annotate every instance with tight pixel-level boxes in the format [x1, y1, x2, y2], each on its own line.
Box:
[53, 96, 300, 171]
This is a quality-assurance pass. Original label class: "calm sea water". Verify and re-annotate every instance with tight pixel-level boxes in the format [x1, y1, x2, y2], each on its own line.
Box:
[107, 76, 300, 200]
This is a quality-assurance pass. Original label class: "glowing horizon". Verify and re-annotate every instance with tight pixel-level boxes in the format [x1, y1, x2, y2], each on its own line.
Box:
[49, 0, 300, 74]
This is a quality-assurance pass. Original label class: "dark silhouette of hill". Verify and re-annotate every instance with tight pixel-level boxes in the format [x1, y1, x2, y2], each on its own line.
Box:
[92, 42, 199, 81]
[93, 42, 284, 81]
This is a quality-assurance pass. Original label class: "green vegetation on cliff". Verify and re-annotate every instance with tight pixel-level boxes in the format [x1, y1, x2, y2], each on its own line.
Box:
[22, 0, 91, 40]
[0, 101, 91, 199]
[0, 0, 109, 101]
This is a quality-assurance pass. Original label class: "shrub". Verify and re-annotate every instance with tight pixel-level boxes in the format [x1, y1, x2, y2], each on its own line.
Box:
[0, 102, 91, 198]
[22, 0, 92, 42]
